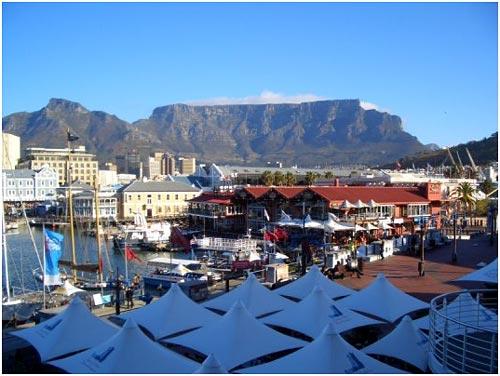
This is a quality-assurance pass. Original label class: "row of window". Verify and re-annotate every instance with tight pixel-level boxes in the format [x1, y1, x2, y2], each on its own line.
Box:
[34, 156, 95, 162]
[7, 180, 55, 187]
[125, 193, 197, 202]
[127, 206, 187, 214]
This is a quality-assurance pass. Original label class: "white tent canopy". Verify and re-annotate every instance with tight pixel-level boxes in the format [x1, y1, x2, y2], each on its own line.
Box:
[274, 265, 355, 301]
[364, 223, 379, 231]
[12, 297, 118, 362]
[379, 222, 394, 230]
[165, 300, 305, 371]
[324, 218, 355, 233]
[118, 283, 220, 340]
[49, 318, 199, 374]
[367, 199, 378, 208]
[412, 292, 498, 334]
[194, 354, 228, 374]
[455, 258, 498, 284]
[53, 280, 85, 296]
[340, 200, 355, 209]
[302, 214, 325, 229]
[202, 273, 295, 317]
[241, 322, 403, 374]
[355, 224, 367, 232]
[363, 315, 429, 371]
[169, 264, 193, 276]
[263, 286, 382, 338]
[339, 273, 429, 322]
[353, 199, 367, 208]
[275, 210, 301, 227]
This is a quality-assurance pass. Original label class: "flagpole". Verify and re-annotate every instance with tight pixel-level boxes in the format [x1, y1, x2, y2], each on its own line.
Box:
[42, 223, 46, 309]
[124, 241, 129, 283]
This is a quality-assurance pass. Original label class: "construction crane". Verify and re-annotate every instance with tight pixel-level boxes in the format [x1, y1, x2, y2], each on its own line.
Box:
[446, 147, 462, 177]
[455, 150, 465, 172]
[465, 147, 478, 173]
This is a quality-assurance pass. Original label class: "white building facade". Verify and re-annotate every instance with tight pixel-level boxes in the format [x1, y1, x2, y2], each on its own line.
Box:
[2, 166, 58, 202]
[73, 187, 118, 220]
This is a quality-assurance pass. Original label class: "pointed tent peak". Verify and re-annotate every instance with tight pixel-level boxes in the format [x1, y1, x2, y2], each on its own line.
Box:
[401, 315, 412, 323]
[311, 284, 325, 294]
[168, 282, 182, 293]
[122, 318, 139, 330]
[308, 264, 321, 274]
[228, 299, 248, 313]
[195, 353, 228, 374]
[322, 321, 341, 336]
[376, 273, 386, 279]
[367, 199, 379, 208]
[246, 272, 257, 282]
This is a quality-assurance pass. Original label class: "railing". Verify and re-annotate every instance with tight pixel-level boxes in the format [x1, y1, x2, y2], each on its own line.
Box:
[428, 289, 498, 374]
[194, 237, 258, 252]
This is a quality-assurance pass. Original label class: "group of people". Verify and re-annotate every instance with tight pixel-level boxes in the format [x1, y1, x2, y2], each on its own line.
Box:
[323, 255, 365, 280]
[124, 273, 141, 309]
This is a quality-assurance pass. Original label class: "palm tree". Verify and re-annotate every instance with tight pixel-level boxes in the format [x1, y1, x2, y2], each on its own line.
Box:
[260, 170, 274, 186]
[273, 171, 285, 186]
[324, 171, 334, 179]
[305, 171, 319, 186]
[452, 182, 477, 217]
[284, 172, 296, 186]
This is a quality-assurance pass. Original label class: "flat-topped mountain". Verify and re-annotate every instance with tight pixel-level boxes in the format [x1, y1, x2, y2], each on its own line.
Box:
[3, 98, 429, 166]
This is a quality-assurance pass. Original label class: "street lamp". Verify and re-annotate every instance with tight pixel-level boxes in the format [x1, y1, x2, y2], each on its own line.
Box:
[452, 203, 458, 263]
[417, 218, 427, 277]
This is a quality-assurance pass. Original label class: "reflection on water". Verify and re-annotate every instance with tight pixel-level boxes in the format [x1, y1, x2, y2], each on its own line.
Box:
[2, 224, 188, 294]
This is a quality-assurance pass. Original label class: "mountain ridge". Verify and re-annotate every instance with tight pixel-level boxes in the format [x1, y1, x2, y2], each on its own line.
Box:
[3, 98, 429, 167]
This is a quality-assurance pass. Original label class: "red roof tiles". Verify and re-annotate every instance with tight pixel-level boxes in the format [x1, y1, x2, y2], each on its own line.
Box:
[309, 186, 429, 205]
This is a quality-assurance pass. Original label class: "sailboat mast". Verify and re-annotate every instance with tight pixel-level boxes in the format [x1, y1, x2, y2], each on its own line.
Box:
[67, 131, 77, 282]
[2, 208, 12, 301]
[94, 176, 103, 284]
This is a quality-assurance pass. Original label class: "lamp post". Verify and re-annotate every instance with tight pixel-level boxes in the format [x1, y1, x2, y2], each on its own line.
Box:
[418, 218, 426, 277]
[452, 203, 458, 263]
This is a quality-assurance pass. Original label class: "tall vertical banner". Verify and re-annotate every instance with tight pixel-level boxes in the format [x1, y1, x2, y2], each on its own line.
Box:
[44, 229, 64, 286]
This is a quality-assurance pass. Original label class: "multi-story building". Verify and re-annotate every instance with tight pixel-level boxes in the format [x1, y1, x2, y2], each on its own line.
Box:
[161, 154, 176, 175]
[17, 145, 98, 186]
[234, 183, 440, 233]
[2, 166, 58, 202]
[98, 169, 118, 186]
[187, 192, 245, 233]
[105, 162, 117, 172]
[145, 156, 162, 178]
[2, 133, 21, 169]
[179, 157, 196, 175]
[118, 180, 201, 219]
[73, 186, 118, 220]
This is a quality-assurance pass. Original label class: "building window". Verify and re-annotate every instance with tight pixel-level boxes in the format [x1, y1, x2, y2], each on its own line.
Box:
[175, 194, 178, 200]
[129, 208, 132, 214]
[167, 194, 170, 200]
[147, 198, 152, 204]
[184, 194, 187, 200]
[158, 194, 161, 200]
[138, 195, 141, 200]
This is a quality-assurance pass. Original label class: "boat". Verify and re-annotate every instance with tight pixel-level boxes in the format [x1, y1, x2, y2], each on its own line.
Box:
[113, 213, 171, 252]
[142, 257, 211, 301]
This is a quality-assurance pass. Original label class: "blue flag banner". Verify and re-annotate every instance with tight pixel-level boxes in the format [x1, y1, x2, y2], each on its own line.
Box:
[44, 229, 64, 286]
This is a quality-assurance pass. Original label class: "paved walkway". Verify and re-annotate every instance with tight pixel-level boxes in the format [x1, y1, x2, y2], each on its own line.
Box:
[336, 234, 497, 302]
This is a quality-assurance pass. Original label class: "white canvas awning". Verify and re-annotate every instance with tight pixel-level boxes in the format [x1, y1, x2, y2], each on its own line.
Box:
[412, 292, 498, 334]
[49, 318, 199, 374]
[53, 280, 85, 296]
[12, 297, 118, 362]
[338, 273, 429, 322]
[379, 222, 394, 230]
[240, 322, 403, 374]
[363, 315, 429, 371]
[367, 199, 379, 208]
[194, 354, 228, 374]
[355, 224, 367, 232]
[364, 223, 379, 231]
[169, 264, 193, 276]
[303, 214, 325, 229]
[263, 286, 382, 338]
[455, 258, 497, 284]
[324, 219, 355, 233]
[117, 283, 219, 340]
[274, 210, 302, 227]
[340, 200, 355, 209]
[202, 273, 295, 317]
[165, 300, 305, 371]
[274, 265, 354, 301]
[353, 200, 367, 209]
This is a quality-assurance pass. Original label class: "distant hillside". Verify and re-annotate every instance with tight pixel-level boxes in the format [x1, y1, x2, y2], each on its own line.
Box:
[3, 98, 431, 166]
[396, 132, 498, 168]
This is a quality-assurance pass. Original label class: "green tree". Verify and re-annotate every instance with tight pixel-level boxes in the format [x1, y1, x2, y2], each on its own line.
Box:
[305, 171, 319, 186]
[273, 171, 285, 186]
[474, 199, 490, 217]
[284, 172, 296, 186]
[324, 171, 334, 179]
[260, 170, 274, 186]
[479, 178, 496, 196]
[452, 181, 477, 216]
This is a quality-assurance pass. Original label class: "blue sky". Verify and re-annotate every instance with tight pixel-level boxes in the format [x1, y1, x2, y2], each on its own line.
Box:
[2, 2, 497, 146]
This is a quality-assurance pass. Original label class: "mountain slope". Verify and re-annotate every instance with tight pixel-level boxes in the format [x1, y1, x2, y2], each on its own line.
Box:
[3, 98, 428, 166]
[396, 132, 498, 168]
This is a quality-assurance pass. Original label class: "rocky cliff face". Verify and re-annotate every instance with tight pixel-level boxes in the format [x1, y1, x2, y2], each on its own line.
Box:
[3, 98, 428, 166]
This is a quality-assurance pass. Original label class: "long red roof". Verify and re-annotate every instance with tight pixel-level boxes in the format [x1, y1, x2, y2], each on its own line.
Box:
[242, 186, 429, 204]
[309, 186, 429, 204]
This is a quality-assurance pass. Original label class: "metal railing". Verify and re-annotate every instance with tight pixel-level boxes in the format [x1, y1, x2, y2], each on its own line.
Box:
[428, 289, 498, 374]
[194, 237, 258, 252]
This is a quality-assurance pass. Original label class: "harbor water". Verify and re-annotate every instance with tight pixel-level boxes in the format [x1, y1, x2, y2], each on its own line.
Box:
[2, 223, 190, 295]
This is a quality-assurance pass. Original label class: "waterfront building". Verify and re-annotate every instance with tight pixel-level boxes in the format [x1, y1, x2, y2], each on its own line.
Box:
[179, 157, 196, 175]
[187, 192, 245, 233]
[118, 180, 201, 219]
[2, 133, 21, 169]
[117, 173, 137, 185]
[73, 186, 118, 220]
[17, 145, 98, 185]
[98, 169, 118, 186]
[2, 166, 58, 202]
[234, 183, 440, 233]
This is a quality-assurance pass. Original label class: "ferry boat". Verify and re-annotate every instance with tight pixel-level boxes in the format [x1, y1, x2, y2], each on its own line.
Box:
[113, 213, 171, 251]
